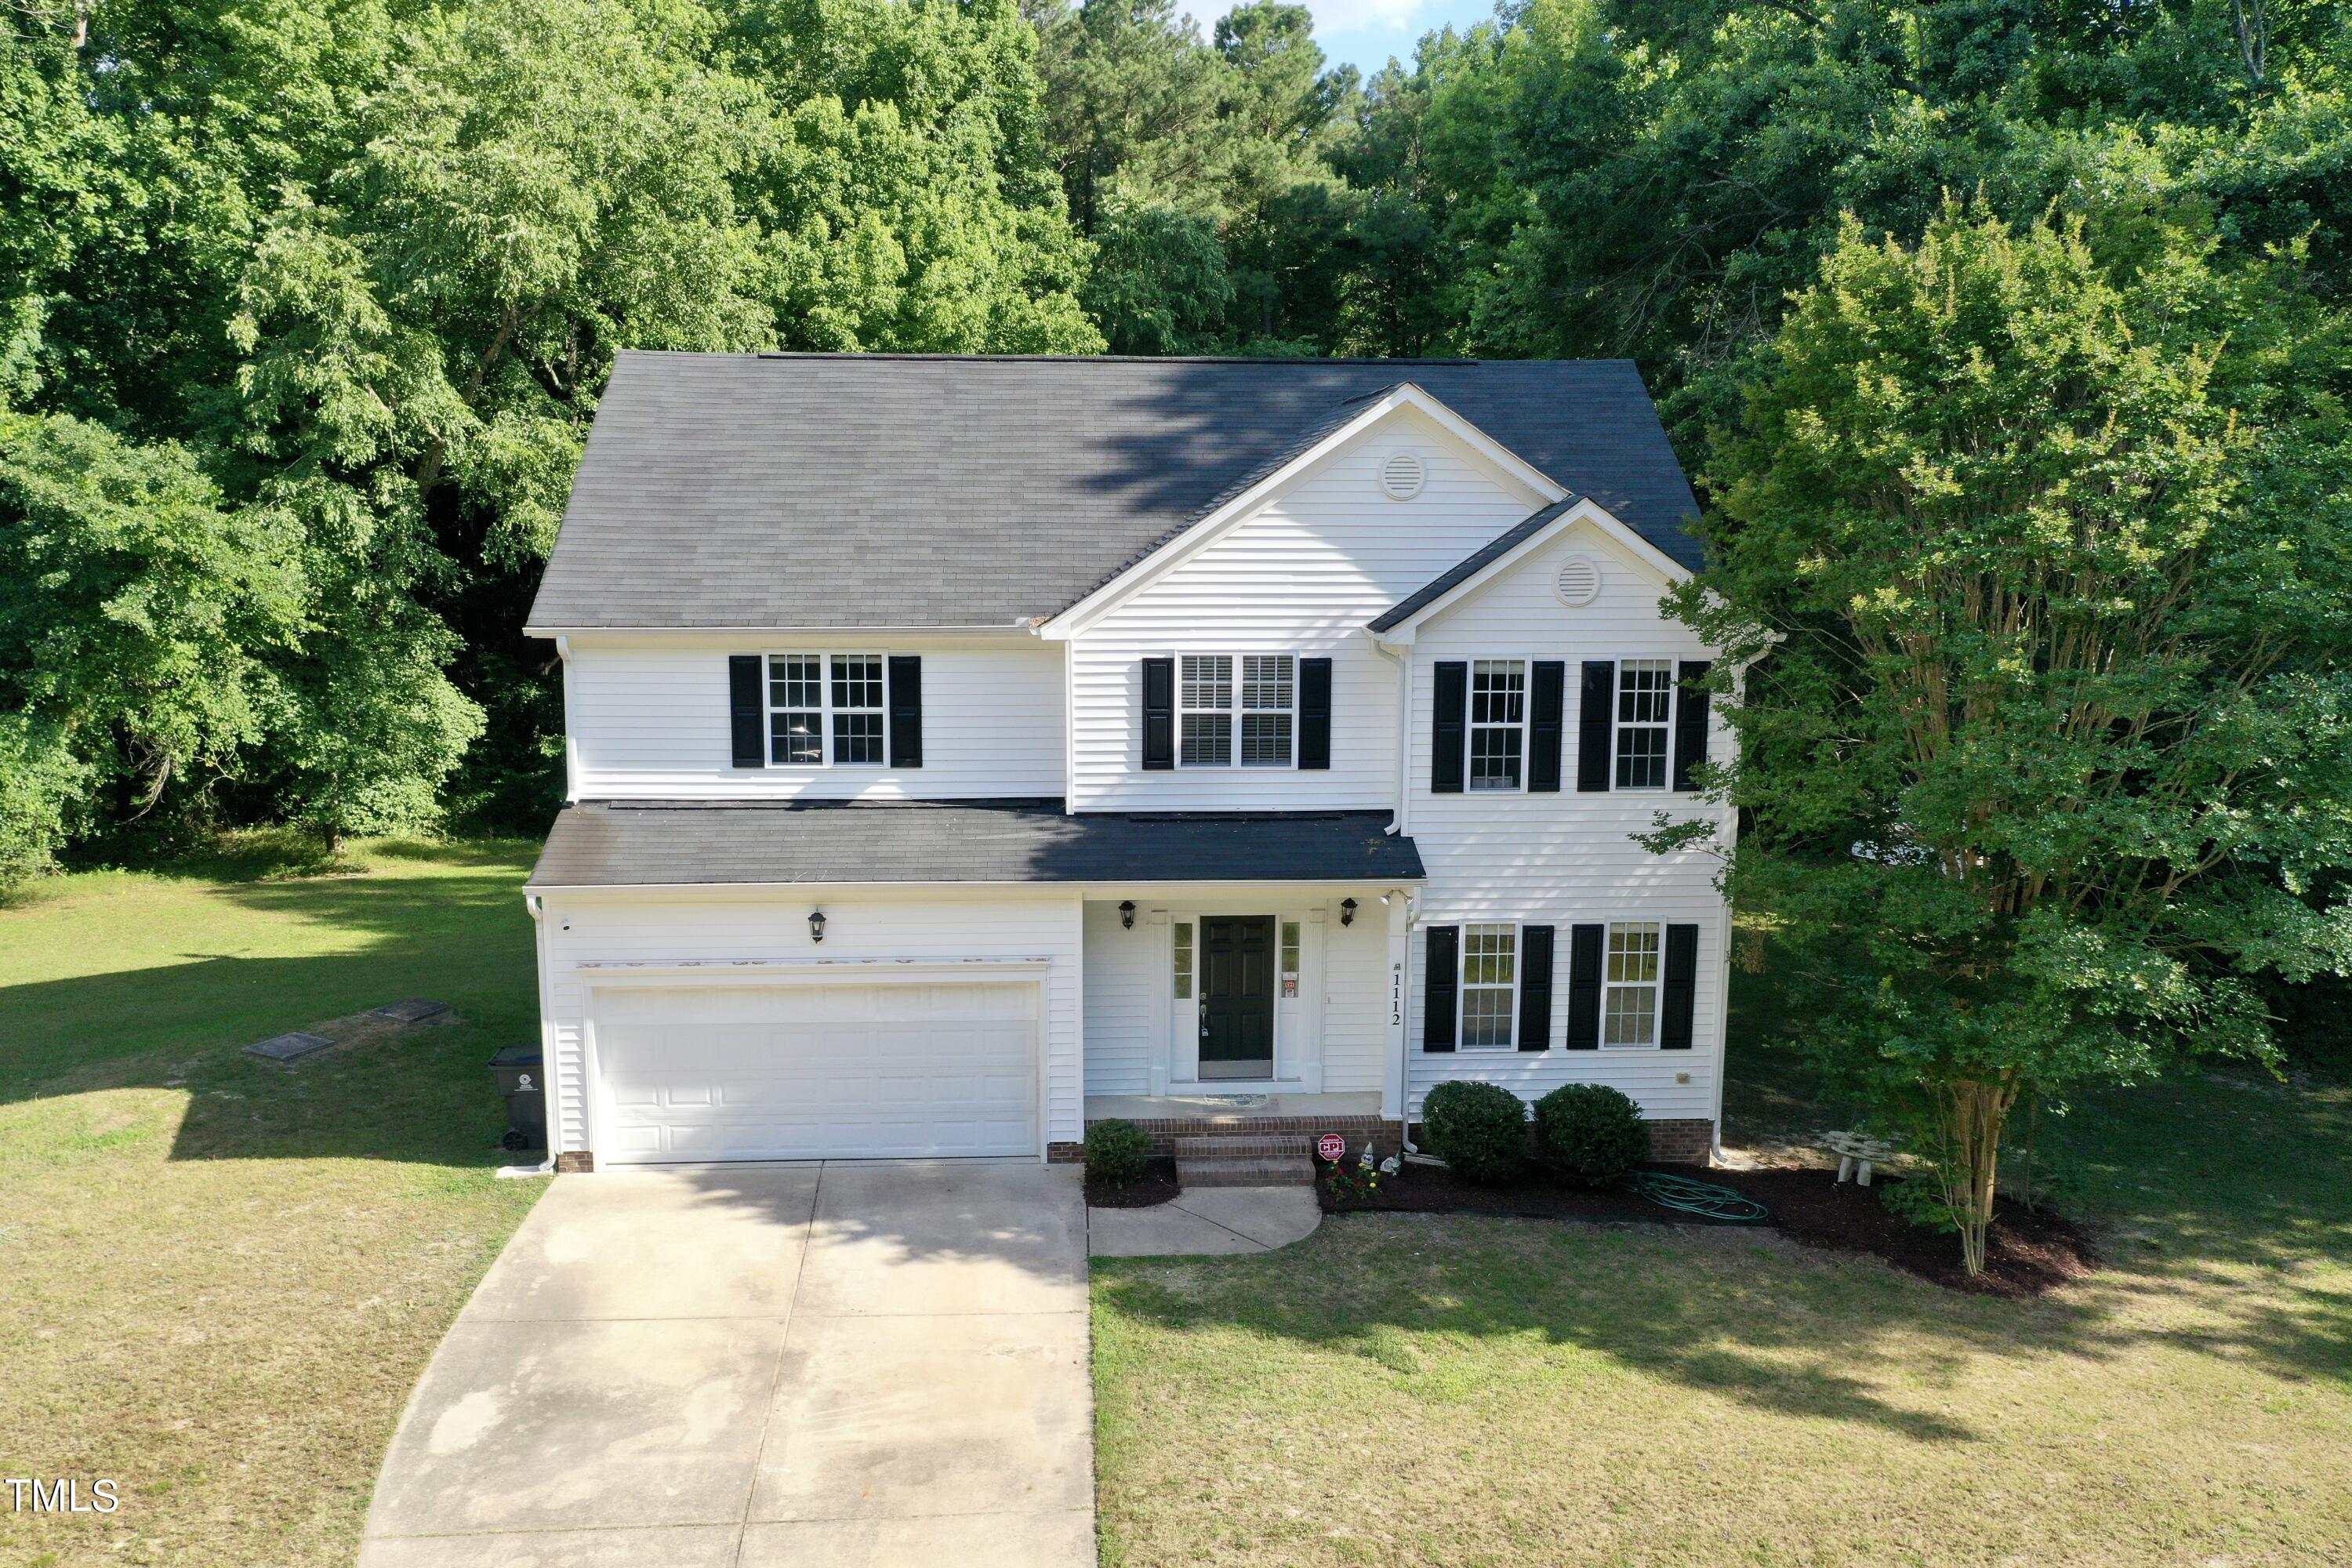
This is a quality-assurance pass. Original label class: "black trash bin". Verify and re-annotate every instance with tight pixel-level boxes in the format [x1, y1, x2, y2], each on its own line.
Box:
[489, 1044, 546, 1152]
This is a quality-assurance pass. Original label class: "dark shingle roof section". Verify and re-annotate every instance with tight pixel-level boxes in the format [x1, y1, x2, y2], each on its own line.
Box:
[526, 799, 1428, 888]
[525, 354, 1701, 630]
[1368, 497, 1586, 633]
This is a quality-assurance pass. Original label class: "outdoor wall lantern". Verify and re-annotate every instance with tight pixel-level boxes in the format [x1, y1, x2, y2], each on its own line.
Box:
[1119, 900, 1137, 930]
[808, 909, 827, 944]
[1340, 898, 1358, 927]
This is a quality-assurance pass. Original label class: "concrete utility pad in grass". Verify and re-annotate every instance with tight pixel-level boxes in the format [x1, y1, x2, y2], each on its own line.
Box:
[1088, 1187, 1322, 1257]
[373, 996, 453, 1022]
[361, 1160, 1092, 1568]
[242, 1029, 336, 1062]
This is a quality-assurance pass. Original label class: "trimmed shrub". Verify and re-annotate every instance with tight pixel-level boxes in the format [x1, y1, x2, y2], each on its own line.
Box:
[1532, 1083, 1650, 1186]
[1421, 1080, 1528, 1184]
[1083, 1118, 1151, 1184]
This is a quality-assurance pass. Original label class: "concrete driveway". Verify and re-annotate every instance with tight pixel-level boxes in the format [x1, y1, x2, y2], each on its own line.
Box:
[359, 1160, 1092, 1567]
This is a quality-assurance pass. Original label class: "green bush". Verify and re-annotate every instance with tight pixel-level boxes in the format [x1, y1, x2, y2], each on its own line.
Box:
[1421, 1080, 1528, 1184]
[1083, 1118, 1151, 1184]
[1532, 1083, 1650, 1186]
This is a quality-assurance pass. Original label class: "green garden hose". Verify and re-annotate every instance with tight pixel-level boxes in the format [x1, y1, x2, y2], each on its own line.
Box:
[1623, 1171, 1773, 1225]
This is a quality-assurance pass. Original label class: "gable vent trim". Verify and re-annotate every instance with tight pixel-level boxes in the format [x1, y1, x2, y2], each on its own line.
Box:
[1379, 451, 1426, 501]
[1556, 554, 1602, 607]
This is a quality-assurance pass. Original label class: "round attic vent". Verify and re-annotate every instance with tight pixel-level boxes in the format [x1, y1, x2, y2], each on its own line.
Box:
[1555, 554, 1602, 607]
[1378, 450, 1426, 501]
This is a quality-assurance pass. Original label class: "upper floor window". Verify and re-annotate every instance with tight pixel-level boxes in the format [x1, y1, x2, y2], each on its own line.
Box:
[1614, 659, 1673, 789]
[768, 653, 886, 767]
[1180, 654, 1294, 768]
[1469, 659, 1526, 790]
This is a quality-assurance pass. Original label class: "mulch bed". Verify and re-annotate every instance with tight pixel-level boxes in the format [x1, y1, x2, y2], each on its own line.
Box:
[1320, 1160, 2096, 1298]
[1085, 1156, 1181, 1209]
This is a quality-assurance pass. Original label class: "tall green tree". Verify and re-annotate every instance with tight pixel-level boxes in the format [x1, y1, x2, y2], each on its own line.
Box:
[1664, 204, 2352, 1272]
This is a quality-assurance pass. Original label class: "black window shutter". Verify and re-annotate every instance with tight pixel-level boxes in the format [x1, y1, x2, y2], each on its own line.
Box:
[1661, 923, 1700, 1049]
[1671, 660, 1711, 791]
[1518, 925, 1555, 1051]
[1141, 657, 1175, 770]
[1423, 925, 1459, 1051]
[1576, 661, 1615, 792]
[887, 655, 923, 768]
[1566, 923, 1603, 1048]
[1431, 661, 1467, 793]
[1298, 656, 1332, 770]
[1528, 661, 1565, 793]
[728, 655, 765, 768]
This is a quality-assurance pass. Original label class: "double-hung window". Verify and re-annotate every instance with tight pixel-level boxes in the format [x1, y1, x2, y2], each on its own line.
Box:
[1614, 659, 1672, 789]
[1180, 654, 1295, 767]
[1468, 659, 1526, 790]
[1461, 924, 1518, 1047]
[768, 654, 886, 767]
[1603, 921, 1662, 1046]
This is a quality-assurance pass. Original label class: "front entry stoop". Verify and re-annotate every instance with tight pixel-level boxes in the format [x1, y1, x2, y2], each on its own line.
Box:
[1176, 1133, 1314, 1188]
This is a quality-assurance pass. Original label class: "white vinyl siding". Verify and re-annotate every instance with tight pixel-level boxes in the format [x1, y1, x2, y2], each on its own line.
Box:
[564, 633, 1065, 800]
[536, 890, 1085, 1159]
[1404, 519, 1734, 1121]
[1067, 406, 1548, 810]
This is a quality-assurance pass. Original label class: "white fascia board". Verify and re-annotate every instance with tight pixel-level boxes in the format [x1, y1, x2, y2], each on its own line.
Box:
[1370, 498, 1693, 644]
[522, 622, 1038, 641]
[1035, 383, 1570, 641]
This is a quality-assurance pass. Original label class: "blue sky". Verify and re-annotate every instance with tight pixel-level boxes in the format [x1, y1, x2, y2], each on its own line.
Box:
[1299, 0, 1502, 78]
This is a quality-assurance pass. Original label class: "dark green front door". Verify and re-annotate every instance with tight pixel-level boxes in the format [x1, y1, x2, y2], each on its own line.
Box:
[1198, 916, 1275, 1080]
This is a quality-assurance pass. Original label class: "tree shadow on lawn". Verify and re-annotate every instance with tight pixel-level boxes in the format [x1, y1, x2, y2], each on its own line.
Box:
[1, 856, 539, 1171]
[1098, 1107, 2352, 1446]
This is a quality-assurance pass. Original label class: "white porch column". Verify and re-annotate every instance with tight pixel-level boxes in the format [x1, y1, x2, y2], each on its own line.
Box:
[1383, 886, 1412, 1121]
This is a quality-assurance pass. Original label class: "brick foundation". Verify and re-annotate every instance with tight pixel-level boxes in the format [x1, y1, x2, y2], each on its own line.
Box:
[1054, 1114, 1403, 1163]
[1643, 1118, 1717, 1164]
[554, 1149, 596, 1174]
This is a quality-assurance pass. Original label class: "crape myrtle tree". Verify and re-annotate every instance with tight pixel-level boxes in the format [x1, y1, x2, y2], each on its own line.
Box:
[1656, 201, 2352, 1275]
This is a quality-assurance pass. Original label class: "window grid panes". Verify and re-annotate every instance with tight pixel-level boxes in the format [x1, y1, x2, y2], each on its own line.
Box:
[1603, 922, 1661, 1047]
[1180, 655, 1233, 767]
[1280, 920, 1301, 996]
[1461, 923, 1518, 1049]
[769, 655, 823, 764]
[1616, 659, 1672, 789]
[1240, 655, 1294, 767]
[1172, 922, 1194, 999]
[1469, 659, 1526, 791]
[766, 654, 886, 767]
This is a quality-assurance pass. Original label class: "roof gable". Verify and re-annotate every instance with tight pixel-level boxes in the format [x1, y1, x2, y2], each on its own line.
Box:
[1369, 497, 1690, 639]
[524, 354, 1703, 633]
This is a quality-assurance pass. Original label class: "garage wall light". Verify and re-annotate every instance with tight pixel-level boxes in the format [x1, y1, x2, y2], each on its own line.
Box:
[1119, 900, 1137, 929]
[808, 909, 827, 944]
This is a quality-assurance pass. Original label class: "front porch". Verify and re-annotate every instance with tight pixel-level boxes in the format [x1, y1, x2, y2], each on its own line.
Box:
[1053, 1091, 1398, 1162]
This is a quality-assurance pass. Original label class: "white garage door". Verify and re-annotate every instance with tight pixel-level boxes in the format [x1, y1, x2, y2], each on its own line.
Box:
[594, 981, 1039, 1163]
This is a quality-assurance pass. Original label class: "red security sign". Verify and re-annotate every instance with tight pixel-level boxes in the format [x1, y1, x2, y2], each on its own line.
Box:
[1316, 1132, 1347, 1163]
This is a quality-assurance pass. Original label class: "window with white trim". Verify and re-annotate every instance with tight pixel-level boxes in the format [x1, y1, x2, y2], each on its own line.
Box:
[1603, 921, 1661, 1046]
[1468, 659, 1526, 790]
[1280, 920, 1301, 997]
[767, 654, 887, 767]
[1615, 659, 1673, 789]
[1180, 654, 1296, 767]
[1461, 924, 1518, 1048]
[1172, 921, 1194, 999]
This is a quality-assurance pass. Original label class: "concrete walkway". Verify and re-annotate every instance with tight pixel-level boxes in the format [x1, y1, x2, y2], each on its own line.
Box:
[1086, 1186, 1322, 1257]
[359, 1160, 1092, 1568]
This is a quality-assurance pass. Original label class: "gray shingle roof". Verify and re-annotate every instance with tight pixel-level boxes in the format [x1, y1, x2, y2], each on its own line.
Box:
[525, 354, 1700, 630]
[525, 800, 1428, 888]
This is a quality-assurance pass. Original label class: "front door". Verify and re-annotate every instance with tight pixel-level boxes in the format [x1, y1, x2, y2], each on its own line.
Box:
[1198, 916, 1275, 1080]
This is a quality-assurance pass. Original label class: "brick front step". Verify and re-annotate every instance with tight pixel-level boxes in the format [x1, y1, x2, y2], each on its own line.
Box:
[1177, 1155, 1315, 1188]
[1174, 1134, 1313, 1160]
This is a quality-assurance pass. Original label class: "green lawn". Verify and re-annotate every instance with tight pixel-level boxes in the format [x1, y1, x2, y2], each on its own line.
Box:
[1094, 1048, 2352, 1565]
[0, 839, 546, 1568]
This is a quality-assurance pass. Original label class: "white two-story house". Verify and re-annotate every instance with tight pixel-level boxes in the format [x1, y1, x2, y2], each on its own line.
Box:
[520, 352, 1733, 1171]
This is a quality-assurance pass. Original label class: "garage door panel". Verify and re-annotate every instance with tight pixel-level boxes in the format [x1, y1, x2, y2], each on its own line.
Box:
[596, 981, 1039, 1163]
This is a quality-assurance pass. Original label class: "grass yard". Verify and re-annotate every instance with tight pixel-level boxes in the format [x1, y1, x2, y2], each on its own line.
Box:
[0, 838, 546, 1568]
[1094, 1058, 2352, 1565]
